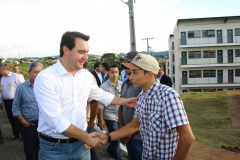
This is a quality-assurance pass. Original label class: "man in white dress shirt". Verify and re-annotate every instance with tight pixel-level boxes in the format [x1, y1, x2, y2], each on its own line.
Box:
[33, 31, 136, 160]
[13, 65, 25, 83]
[0, 63, 22, 140]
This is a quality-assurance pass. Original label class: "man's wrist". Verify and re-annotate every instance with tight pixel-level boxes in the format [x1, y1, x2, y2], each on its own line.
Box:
[106, 132, 111, 143]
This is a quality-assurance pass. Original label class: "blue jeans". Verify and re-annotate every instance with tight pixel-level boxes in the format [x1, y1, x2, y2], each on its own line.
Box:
[104, 120, 121, 160]
[126, 139, 143, 160]
[87, 126, 98, 160]
[0, 125, 3, 140]
[39, 137, 90, 160]
[21, 122, 39, 160]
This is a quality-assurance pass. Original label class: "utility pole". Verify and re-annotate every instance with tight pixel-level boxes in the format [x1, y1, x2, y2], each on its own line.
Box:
[19, 52, 20, 63]
[142, 37, 154, 55]
[121, 0, 136, 51]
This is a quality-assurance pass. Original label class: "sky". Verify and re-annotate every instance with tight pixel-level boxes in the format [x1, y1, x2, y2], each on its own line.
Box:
[0, 0, 239, 58]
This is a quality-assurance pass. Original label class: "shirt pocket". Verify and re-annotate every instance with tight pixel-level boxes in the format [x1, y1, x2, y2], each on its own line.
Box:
[148, 112, 162, 133]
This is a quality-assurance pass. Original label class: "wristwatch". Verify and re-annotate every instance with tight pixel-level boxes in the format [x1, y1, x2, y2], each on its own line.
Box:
[106, 132, 111, 143]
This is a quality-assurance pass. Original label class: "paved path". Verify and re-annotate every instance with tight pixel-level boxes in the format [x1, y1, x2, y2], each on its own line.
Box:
[228, 91, 240, 131]
[188, 142, 240, 160]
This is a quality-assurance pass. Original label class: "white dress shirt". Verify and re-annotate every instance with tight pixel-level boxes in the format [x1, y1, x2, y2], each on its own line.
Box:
[95, 70, 103, 83]
[34, 60, 114, 139]
[0, 72, 22, 104]
[16, 73, 25, 83]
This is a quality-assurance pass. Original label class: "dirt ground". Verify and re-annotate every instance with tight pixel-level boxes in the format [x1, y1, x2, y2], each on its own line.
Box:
[228, 91, 240, 131]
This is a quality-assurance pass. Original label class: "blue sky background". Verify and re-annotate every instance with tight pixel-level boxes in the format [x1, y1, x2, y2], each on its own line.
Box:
[0, 0, 239, 58]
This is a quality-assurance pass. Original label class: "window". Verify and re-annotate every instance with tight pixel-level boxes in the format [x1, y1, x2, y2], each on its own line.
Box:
[189, 70, 202, 78]
[172, 54, 175, 62]
[189, 89, 202, 92]
[236, 69, 240, 77]
[203, 50, 216, 58]
[173, 66, 175, 74]
[203, 89, 216, 92]
[202, 30, 215, 38]
[172, 42, 174, 50]
[235, 28, 240, 36]
[203, 70, 216, 77]
[189, 51, 201, 59]
[188, 30, 201, 38]
[235, 49, 240, 57]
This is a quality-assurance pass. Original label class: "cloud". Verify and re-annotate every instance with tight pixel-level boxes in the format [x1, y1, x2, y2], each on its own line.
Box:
[0, 0, 184, 58]
[162, 0, 180, 5]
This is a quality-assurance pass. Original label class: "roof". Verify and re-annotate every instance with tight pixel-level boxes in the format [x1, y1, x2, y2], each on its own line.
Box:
[177, 15, 240, 26]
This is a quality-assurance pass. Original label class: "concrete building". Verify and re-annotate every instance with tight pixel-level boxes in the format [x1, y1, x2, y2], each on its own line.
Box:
[167, 16, 240, 93]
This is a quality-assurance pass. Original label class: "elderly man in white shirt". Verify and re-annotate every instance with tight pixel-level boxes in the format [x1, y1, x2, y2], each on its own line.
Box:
[13, 65, 25, 83]
[0, 63, 22, 140]
[34, 31, 136, 160]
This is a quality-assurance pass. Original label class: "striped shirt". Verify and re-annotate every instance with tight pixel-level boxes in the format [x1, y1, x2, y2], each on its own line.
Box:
[134, 80, 189, 160]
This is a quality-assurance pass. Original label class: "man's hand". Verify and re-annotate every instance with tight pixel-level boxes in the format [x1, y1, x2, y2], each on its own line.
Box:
[87, 121, 94, 131]
[121, 135, 131, 144]
[125, 97, 137, 108]
[85, 132, 108, 149]
[21, 119, 35, 127]
[98, 119, 105, 130]
[0, 104, 4, 110]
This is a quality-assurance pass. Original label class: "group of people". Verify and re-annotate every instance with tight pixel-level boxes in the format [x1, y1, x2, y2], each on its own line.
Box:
[0, 31, 194, 160]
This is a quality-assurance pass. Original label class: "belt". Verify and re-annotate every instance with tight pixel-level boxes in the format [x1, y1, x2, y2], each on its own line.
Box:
[39, 133, 78, 143]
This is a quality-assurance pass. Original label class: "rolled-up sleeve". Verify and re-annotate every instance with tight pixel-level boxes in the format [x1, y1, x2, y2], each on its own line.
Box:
[89, 80, 114, 107]
[34, 74, 71, 134]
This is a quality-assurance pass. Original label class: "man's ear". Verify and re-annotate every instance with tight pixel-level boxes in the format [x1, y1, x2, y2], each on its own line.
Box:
[63, 46, 69, 56]
[148, 71, 154, 78]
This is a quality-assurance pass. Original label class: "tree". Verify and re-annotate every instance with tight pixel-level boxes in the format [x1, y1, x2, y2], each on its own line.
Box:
[101, 53, 119, 65]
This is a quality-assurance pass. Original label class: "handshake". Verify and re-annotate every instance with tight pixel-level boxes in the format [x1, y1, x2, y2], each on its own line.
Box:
[84, 132, 109, 149]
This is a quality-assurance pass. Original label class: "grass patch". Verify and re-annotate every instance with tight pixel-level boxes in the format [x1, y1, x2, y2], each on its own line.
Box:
[180, 91, 240, 148]
[6, 63, 48, 80]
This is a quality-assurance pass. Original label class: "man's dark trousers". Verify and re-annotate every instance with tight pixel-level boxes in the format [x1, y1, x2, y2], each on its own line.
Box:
[21, 122, 39, 160]
[3, 99, 21, 137]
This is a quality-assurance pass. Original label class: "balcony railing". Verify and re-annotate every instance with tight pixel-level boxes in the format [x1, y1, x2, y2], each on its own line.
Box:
[181, 76, 240, 85]
[181, 56, 240, 65]
[180, 36, 240, 46]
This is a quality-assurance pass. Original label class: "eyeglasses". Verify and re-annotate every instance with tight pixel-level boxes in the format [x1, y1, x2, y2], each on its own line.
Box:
[115, 86, 121, 94]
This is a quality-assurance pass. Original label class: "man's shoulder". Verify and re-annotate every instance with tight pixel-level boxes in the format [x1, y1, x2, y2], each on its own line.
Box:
[16, 80, 28, 90]
[91, 70, 96, 74]
[117, 80, 122, 85]
[100, 80, 109, 88]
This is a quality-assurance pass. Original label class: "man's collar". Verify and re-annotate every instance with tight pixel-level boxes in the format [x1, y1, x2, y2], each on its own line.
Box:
[56, 59, 69, 76]
[144, 79, 159, 97]
[26, 79, 32, 86]
[107, 79, 119, 86]
[7, 72, 12, 77]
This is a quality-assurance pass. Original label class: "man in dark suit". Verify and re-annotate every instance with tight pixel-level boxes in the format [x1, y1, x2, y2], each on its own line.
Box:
[101, 62, 110, 83]
[92, 62, 104, 87]
[157, 64, 172, 87]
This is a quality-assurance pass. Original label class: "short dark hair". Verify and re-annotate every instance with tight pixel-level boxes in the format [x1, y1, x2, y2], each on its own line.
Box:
[94, 62, 102, 69]
[109, 64, 118, 70]
[159, 64, 163, 70]
[143, 70, 157, 79]
[102, 62, 110, 71]
[13, 65, 19, 68]
[83, 62, 88, 69]
[60, 31, 90, 57]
